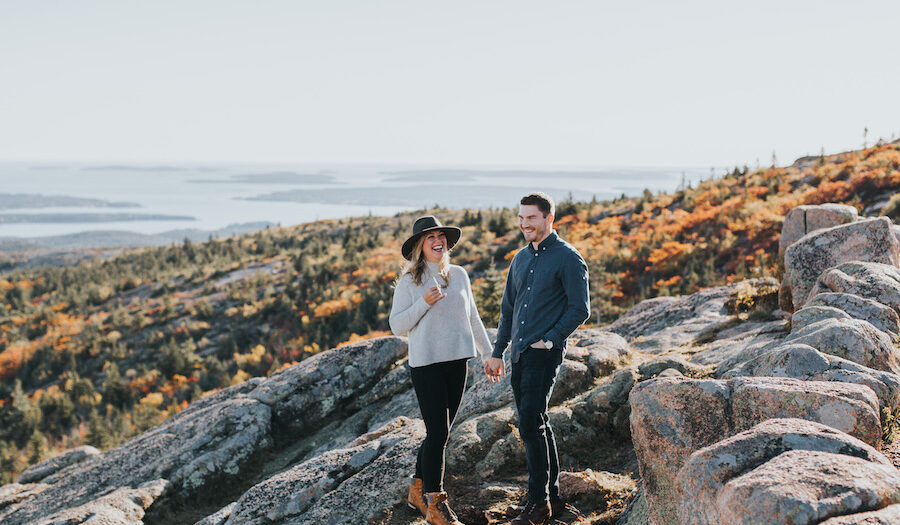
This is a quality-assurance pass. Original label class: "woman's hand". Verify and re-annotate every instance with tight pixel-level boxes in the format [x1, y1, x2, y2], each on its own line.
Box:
[484, 357, 505, 382]
[424, 285, 446, 306]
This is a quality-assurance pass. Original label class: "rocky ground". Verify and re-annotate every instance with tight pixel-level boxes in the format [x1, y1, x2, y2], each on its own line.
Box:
[2, 202, 900, 524]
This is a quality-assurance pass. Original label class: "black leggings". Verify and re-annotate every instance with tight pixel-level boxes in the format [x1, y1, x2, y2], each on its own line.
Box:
[410, 358, 469, 493]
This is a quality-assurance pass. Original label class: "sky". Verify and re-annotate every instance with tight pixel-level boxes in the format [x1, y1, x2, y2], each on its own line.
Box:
[1, 0, 898, 168]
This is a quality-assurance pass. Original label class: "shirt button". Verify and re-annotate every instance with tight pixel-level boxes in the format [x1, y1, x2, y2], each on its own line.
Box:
[524, 304, 528, 307]
[530, 270, 533, 273]
[518, 338, 522, 341]
[520, 321, 524, 324]
[534, 253, 538, 257]
[527, 287, 531, 290]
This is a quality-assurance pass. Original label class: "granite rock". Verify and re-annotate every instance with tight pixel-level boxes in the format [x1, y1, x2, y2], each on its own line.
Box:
[781, 217, 899, 311]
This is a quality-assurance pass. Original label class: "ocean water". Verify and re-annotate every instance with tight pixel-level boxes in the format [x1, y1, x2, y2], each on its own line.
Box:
[0, 162, 708, 239]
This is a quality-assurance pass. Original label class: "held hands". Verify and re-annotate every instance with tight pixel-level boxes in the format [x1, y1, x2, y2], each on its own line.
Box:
[483, 357, 505, 383]
[424, 285, 446, 306]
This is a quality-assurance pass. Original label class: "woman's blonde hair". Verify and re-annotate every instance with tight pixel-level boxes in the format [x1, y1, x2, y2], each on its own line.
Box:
[398, 235, 451, 286]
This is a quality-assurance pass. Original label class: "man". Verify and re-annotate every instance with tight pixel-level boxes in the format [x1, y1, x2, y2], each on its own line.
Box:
[484, 192, 590, 525]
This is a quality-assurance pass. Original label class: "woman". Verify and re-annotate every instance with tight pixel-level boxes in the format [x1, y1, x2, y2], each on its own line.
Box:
[389, 215, 492, 525]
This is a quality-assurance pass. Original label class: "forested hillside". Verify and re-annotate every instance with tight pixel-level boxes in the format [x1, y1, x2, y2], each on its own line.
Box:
[1, 141, 898, 483]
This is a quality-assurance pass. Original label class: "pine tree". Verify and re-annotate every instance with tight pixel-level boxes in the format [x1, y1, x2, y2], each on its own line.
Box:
[475, 263, 505, 326]
[86, 409, 114, 450]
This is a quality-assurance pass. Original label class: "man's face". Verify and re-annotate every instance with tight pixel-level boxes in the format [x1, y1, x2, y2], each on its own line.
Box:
[518, 204, 552, 243]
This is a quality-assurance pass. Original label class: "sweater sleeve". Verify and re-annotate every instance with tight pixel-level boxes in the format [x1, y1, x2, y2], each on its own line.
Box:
[389, 276, 431, 336]
[464, 271, 493, 362]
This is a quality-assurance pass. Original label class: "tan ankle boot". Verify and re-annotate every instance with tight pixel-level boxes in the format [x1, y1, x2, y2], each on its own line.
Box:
[425, 491, 464, 525]
[407, 477, 426, 516]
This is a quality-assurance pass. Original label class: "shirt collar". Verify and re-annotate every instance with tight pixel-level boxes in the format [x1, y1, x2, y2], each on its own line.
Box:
[529, 230, 559, 252]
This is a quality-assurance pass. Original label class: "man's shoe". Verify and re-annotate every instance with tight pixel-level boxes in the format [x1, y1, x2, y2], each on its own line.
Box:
[407, 477, 427, 516]
[425, 491, 464, 525]
[510, 500, 551, 525]
[505, 497, 565, 518]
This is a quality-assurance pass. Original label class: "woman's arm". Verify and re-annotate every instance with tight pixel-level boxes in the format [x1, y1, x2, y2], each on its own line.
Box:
[389, 276, 431, 336]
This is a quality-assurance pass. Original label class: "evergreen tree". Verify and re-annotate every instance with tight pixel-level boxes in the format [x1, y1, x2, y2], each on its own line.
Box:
[475, 263, 505, 326]
[86, 409, 114, 450]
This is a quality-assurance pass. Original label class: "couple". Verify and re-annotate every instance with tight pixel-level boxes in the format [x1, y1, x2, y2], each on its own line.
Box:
[389, 192, 590, 525]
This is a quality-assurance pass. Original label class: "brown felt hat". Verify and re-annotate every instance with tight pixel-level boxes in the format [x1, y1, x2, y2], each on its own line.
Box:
[401, 216, 462, 260]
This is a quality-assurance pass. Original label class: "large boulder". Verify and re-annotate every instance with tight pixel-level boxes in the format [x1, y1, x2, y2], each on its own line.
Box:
[779, 204, 859, 257]
[780, 217, 900, 311]
[722, 343, 900, 409]
[809, 261, 900, 315]
[780, 317, 899, 374]
[223, 417, 424, 525]
[791, 305, 852, 331]
[806, 292, 900, 342]
[629, 377, 729, 525]
[676, 418, 892, 525]
[715, 450, 900, 525]
[629, 377, 883, 525]
[728, 377, 881, 445]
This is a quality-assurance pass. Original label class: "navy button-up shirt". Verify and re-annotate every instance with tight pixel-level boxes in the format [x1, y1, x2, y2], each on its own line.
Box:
[492, 230, 590, 363]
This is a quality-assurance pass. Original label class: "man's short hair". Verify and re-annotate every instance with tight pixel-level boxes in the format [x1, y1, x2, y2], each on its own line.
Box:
[520, 192, 555, 217]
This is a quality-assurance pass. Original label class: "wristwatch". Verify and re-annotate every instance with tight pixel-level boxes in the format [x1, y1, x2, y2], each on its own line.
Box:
[543, 339, 553, 350]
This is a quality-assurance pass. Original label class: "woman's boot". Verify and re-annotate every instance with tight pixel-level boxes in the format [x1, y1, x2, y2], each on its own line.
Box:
[425, 491, 464, 525]
[407, 477, 427, 516]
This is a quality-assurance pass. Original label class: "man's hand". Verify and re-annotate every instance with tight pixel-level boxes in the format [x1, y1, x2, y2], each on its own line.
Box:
[530, 340, 547, 349]
[484, 357, 505, 383]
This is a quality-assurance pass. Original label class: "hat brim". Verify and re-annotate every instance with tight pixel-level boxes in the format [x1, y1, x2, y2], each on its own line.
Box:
[401, 226, 461, 260]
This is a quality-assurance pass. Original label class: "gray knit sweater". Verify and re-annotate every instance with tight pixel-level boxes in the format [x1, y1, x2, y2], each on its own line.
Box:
[389, 261, 493, 368]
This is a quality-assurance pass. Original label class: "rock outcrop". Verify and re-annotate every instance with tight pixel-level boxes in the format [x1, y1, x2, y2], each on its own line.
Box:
[606, 278, 778, 352]
[0, 337, 407, 524]
[779, 203, 858, 257]
[629, 376, 883, 524]
[722, 343, 900, 408]
[809, 261, 900, 315]
[806, 292, 900, 342]
[780, 217, 899, 311]
[675, 419, 900, 525]
[626, 203, 900, 525]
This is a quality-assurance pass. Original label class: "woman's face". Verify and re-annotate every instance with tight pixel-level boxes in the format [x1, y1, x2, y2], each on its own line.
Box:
[422, 231, 448, 263]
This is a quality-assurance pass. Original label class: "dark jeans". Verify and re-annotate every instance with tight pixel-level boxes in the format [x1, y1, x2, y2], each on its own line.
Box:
[410, 358, 469, 493]
[511, 347, 563, 503]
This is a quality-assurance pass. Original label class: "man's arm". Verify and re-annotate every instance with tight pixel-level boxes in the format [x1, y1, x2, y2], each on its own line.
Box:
[491, 258, 518, 359]
[542, 252, 590, 346]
